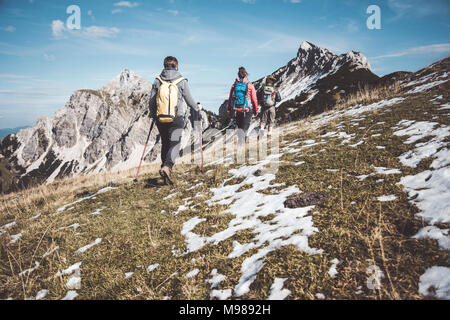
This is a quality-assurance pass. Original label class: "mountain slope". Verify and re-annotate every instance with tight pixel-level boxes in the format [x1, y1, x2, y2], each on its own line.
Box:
[220, 41, 379, 120]
[0, 70, 210, 194]
[0, 57, 448, 300]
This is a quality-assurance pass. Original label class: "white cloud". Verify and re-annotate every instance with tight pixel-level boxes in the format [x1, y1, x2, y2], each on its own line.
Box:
[113, 1, 139, 8]
[242, 0, 256, 4]
[43, 53, 55, 61]
[51, 20, 120, 40]
[83, 26, 120, 38]
[112, 9, 123, 14]
[168, 10, 179, 16]
[0, 74, 32, 80]
[387, 0, 449, 19]
[2, 25, 16, 32]
[372, 43, 450, 60]
[51, 20, 66, 38]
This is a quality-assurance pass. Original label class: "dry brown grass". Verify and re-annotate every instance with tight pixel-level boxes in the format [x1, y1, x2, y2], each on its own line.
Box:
[0, 162, 162, 215]
[1, 85, 449, 300]
[337, 83, 401, 110]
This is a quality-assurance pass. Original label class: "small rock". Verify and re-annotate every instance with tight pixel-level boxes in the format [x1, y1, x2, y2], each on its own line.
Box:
[284, 192, 326, 208]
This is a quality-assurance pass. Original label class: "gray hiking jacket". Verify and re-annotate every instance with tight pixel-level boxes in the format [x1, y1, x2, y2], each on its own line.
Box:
[149, 68, 200, 120]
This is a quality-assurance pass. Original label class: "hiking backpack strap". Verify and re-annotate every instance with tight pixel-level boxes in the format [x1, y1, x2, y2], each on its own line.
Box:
[156, 76, 165, 85]
[155, 76, 185, 123]
[156, 76, 185, 85]
[172, 77, 185, 86]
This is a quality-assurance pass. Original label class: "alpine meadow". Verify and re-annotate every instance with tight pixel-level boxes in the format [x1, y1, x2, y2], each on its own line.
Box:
[0, 0, 449, 305]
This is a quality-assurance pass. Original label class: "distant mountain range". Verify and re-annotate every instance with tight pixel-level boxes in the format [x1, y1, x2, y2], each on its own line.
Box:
[0, 126, 30, 139]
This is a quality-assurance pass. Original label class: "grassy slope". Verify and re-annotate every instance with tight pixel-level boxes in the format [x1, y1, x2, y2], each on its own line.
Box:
[0, 83, 449, 300]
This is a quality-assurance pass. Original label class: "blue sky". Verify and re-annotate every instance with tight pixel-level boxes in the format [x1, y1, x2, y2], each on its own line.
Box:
[0, 0, 449, 129]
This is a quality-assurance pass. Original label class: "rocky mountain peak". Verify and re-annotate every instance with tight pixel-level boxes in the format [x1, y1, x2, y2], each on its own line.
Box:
[349, 51, 371, 71]
[299, 41, 314, 52]
[101, 69, 152, 97]
[247, 40, 378, 120]
[297, 41, 332, 58]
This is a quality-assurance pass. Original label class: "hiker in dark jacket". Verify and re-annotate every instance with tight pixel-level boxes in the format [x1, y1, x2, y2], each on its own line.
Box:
[258, 75, 281, 135]
[227, 67, 259, 143]
[149, 56, 201, 184]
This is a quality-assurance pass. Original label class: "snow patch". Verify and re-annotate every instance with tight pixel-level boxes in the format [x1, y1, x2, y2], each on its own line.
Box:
[186, 269, 200, 279]
[61, 290, 78, 300]
[147, 264, 159, 272]
[0, 221, 16, 236]
[377, 195, 397, 202]
[19, 261, 40, 276]
[406, 79, 447, 94]
[413, 226, 449, 251]
[8, 232, 22, 245]
[418, 266, 450, 300]
[74, 238, 102, 255]
[268, 278, 291, 300]
[328, 258, 340, 278]
[56, 187, 116, 213]
[207, 269, 226, 289]
[35, 289, 48, 300]
[181, 157, 322, 298]
[210, 289, 232, 300]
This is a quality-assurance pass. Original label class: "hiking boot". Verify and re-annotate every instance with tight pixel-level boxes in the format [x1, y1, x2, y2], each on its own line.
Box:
[159, 166, 174, 185]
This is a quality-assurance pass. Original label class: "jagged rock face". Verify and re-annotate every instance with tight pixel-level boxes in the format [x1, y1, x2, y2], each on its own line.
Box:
[53, 119, 77, 148]
[0, 69, 212, 193]
[248, 41, 379, 121]
[218, 41, 378, 123]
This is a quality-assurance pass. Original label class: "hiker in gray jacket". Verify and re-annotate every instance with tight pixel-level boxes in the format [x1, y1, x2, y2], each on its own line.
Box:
[149, 56, 201, 184]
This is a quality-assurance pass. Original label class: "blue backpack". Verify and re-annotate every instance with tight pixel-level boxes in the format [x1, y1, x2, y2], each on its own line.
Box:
[233, 81, 249, 110]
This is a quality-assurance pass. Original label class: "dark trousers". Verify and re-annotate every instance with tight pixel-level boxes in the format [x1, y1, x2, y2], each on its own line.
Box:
[156, 116, 185, 169]
[236, 111, 252, 144]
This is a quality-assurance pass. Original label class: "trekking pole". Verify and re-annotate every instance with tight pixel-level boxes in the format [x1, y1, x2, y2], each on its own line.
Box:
[134, 119, 155, 183]
[198, 110, 204, 173]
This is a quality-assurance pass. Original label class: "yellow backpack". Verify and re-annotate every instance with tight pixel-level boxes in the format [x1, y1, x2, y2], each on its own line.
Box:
[156, 76, 185, 123]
